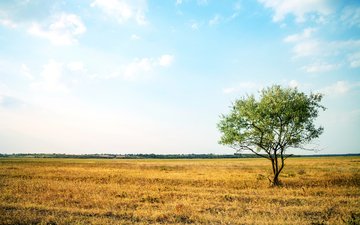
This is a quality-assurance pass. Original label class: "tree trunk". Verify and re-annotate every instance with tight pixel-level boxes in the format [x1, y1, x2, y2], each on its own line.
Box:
[273, 172, 281, 186]
[271, 157, 282, 186]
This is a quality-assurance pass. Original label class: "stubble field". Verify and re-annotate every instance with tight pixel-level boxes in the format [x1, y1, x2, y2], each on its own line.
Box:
[0, 157, 359, 224]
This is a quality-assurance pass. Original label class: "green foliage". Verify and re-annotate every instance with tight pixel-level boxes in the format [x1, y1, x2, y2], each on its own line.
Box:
[218, 85, 325, 153]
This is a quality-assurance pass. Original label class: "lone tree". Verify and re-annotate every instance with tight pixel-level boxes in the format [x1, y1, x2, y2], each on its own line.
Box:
[218, 85, 325, 186]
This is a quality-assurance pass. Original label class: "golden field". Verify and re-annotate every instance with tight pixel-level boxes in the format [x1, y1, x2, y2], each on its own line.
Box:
[0, 157, 359, 224]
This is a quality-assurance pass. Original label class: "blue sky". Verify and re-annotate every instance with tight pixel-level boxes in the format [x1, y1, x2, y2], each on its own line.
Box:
[0, 0, 359, 154]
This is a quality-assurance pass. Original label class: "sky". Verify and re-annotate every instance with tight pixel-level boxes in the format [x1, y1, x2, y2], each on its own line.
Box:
[0, 0, 359, 155]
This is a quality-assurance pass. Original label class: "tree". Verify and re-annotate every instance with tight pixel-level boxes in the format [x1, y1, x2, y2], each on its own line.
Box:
[217, 85, 325, 186]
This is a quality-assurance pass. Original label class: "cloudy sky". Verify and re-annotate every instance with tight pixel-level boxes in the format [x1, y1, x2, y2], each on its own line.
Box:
[0, 0, 359, 154]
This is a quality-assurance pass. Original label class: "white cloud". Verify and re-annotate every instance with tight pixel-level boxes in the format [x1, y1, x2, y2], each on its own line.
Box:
[131, 34, 141, 40]
[0, 18, 17, 29]
[91, 0, 148, 25]
[234, 1, 242, 11]
[31, 60, 69, 93]
[28, 13, 86, 46]
[123, 54, 174, 80]
[284, 28, 360, 69]
[197, 0, 208, 6]
[320, 81, 360, 96]
[288, 80, 299, 88]
[190, 21, 200, 30]
[284, 28, 321, 58]
[0, 94, 26, 110]
[323, 81, 349, 95]
[86, 54, 174, 80]
[0, 83, 10, 96]
[223, 82, 260, 94]
[328, 40, 360, 55]
[227, 12, 240, 21]
[283, 80, 314, 90]
[288, 35, 360, 59]
[223, 87, 236, 94]
[302, 62, 340, 73]
[348, 52, 360, 68]
[67, 62, 85, 72]
[209, 15, 221, 26]
[176, 0, 182, 5]
[341, 6, 360, 28]
[123, 58, 153, 80]
[20, 64, 34, 80]
[258, 0, 332, 23]
[158, 54, 174, 67]
[292, 40, 321, 58]
[284, 28, 316, 43]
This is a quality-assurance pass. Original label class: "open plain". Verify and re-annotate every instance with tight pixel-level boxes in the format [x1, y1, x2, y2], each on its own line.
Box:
[0, 157, 359, 224]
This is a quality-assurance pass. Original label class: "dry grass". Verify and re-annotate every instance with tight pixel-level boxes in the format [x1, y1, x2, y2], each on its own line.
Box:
[0, 157, 359, 224]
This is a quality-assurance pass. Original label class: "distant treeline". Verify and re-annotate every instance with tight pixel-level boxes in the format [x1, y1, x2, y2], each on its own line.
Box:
[0, 153, 359, 159]
[0, 153, 257, 159]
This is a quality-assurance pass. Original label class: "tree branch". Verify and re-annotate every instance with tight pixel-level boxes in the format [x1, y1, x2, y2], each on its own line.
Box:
[231, 145, 271, 160]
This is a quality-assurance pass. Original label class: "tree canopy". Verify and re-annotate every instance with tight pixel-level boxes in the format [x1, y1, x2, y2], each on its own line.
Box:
[218, 85, 326, 185]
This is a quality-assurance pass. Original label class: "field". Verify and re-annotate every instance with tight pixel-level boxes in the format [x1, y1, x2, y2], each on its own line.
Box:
[0, 157, 359, 224]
